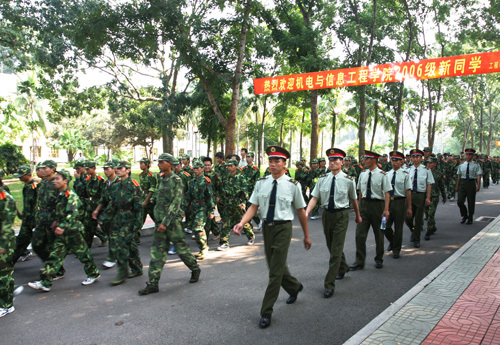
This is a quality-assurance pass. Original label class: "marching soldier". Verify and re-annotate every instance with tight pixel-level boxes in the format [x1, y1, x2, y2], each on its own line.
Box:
[138, 153, 200, 296]
[138, 157, 157, 243]
[294, 161, 310, 206]
[308, 158, 321, 219]
[233, 145, 311, 329]
[0, 186, 17, 317]
[82, 161, 106, 247]
[480, 154, 492, 189]
[456, 148, 482, 225]
[28, 170, 100, 292]
[384, 151, 412, 258]
[241, 152, 262, 229]
[425, 157, 447, 240]
[350, 150, 391, 270]
[306, 148, 361, 297]
[202, 157, 221, 239]
[405, 149, 434, 248]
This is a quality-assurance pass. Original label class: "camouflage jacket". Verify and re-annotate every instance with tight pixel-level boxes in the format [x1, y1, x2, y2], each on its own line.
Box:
[264, 167, 291, 177]
[431, 169, 446, 198]
[181, 165, 194, 176]
[294, 168, 310, 190]
[0, 188, 16, 250]
[55, 189, 85, 233]
[220, 172, 247, 205]
[73, 173, 88, 198]
[85, 174, 105, 209]
[35, 177, 59, 225]
[99, 176, 121, 210]
[241, 165, 261, 195]
[154, 172, 183, 227]
[21, 179, 38, 226]
[183, 174, 215, 214]
[139, 169, 157, 200]
[100, 177, 142, 230]
[204, 170, 222, 200]
[481, 160, 493, 173]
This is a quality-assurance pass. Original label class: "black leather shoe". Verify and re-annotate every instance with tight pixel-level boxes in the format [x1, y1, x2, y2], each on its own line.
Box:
[259, 314, 272, 329]
[467, 219, 473, 225]
[413, 241, 420, 248]
[393, 253, 400, 259]
[336, 273, 345, 280]
[461, 216, 467, 224]
[375, 262, 383, 269]
[286, 284, 303, 304]
[387, 244, 392, 251]
[323, 289, 334, 298]
[349, 263, 364, 271]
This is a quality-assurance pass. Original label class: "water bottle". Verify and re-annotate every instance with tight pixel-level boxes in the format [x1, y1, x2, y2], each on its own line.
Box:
[380, 216, 387, 231]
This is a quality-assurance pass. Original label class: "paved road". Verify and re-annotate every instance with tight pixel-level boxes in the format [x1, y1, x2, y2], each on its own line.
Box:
[3, 184, 500, 344]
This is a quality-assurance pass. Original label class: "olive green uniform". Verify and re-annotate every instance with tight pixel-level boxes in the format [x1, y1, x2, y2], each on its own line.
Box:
[405, 165, 434, 244]
[457, 161, 482, 222]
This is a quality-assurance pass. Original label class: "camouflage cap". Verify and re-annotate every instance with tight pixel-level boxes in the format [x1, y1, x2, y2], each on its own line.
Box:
[111, 158, 120, 165]
[247, 152, 255, 158]
[428, 156, 438, 163]
[13, 165, 32, 178]
[39, 160, 57, 169]
[295, 161, 303, 167]
[300, 157, 307, 161]
[423, 146, 432, 152]
[139, 157, 151, 164]
[158, 153, 174, 162]
[172, 157, 180, 165]
[181, 154, 190, 160]
[318, 157, 326, 162]
[35, 163, 43, 170]
[73, 161, 85, 169]
[225, 159, 238, 166]
[192, 160, 204, 169]
[85, 161, 97, 169]
[103, 161, 115, 169]
[116, 161, 131, 169]
[311, 158, 319, 164]
[56, 169, 73, 182]
[352, 158, 358, 164]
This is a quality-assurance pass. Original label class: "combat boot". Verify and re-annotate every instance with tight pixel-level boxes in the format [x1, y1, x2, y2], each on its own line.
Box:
[189, 269, 201, 283]
[110, 274, 127, 286]
[138, 283, 159, 295]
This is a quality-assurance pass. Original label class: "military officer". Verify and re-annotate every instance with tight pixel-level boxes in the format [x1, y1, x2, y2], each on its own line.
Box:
[384, 151, 412, 258]
[405, 149, 434, 248]
[233, 145, 311, 329]
[28, 170, 100, 292]
[138, 157, 157, 243]
[11, 166, 37, 264]
[424, 157, 447, 240]
[98, 161, 143, 286]
[138, 153, 200, 296]
[306, 148, 361, 297]
[0, 186, 17, 317]
[350, 150, 391, 270]
[456, 148, 482, 225]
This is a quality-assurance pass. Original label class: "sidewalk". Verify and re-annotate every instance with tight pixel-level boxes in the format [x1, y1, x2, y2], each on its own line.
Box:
[346, 214, 500, 345]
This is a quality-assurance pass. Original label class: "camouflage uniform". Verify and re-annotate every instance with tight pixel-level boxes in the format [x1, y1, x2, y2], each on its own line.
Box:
[294, 164, 310, 206]
[83, 173, 106, 247]
[100, 174, 143, 282]
[481, 157, 492, 188]
[425, 167, 446, 239]
[183, 168, 215, 255]
[203, 169, 221, 238]
[241, 163, 261, 224]
[98, 173, 121, 263]
[0, 188, 16, 311]
[38, 187, 100, 289]
[12, 173, 38, 263]
[446, 158, 459, 199]
[138, 169, 157, 240]
[308, 166, 322, 217]
[219, 167, 254, 246]
[147, 169, 199, 288]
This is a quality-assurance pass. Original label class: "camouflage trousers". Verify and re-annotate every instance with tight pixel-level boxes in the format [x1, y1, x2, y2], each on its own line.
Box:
[32, 222, 65, 277]
[246, 200, 261, 226]
[205, 217, 220, 238]
[219, 203, 254, 246]
[12, 220, 33, 264]
[482, 172, 490, 188]
[83, 201, 107, 247]
[40, 223, 100, 288]
[137, 201, 155, 242]
[301, 187, 309, 206]
[425, 196, 440, 236]
[447, 178, 457, 198]
[109, 220, 143, 278]
[148, 218, 199, 287]
[100, 220, 115, 262]
[191, 209, 209, 252]
[0, 246, 14, 308]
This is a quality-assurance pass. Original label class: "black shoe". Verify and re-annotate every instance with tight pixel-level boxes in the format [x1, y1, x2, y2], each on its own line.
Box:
[413, 241, 420, 248]
[424, 234, 430, 241]
[467, 219, 473, 225]
[393, 253, 400, 259]
[190, 269, 201, 283]
[323, 289, 334, 298]
[461, 216, 467, 224]
[349, 263, 364, 271]
[286, 284, 303, 304]
[138, 283, 159, 295]
[259, 314, 272, 329]
[387, 244, 392, 252]
[336, 273, 345, 280]
[375, 262, 383, 269]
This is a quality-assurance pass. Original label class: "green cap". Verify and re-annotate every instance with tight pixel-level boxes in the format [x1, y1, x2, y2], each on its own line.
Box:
[103, 161, 115, 168]
[73, 161, 85, 169]
[295, 161, 303, 167]
[158, 153, 174, 162]
[116, 161, 131, 169]
[56, 169, 73, 182]
[318, 157, 326, 162]
[172, 157, 180, 165]
[181, 154, 190, 160]
[311, 158, 319, 164]
[428, 156, 438, 163]
[35, 163, 43, 170]
[247, 152, 255, 158]
[423, 146, 432, 152]
[192, 160, 204, 169]
[39, 160, 57, 169]
[139, 157, 150, 164]
[225, 159, 238, 166]
[13, 165, 31, 178]
[85, 161, 97, 169]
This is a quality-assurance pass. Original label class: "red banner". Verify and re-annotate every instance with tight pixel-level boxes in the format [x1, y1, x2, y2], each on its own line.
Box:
[253, 51, 500, 95]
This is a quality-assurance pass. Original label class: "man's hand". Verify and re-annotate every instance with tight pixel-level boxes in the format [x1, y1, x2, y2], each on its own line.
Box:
[382, 210, 390, 219]
[54, 227, 64, 236]
[355, 215, 362, 224]
[240, 203, 246, 211]
[209, 214, 214, 219]
[303, 236, 312, 250]
[425, 198, 431, 207]
[233, 223, 243, 236]
[92, 210, 99, 220]
[158, 224, 166, 233]
[407, 208, 413, 218]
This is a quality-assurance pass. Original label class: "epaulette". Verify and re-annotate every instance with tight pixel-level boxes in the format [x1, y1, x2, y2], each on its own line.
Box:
[148, 171, 153, 176]
[380, 170, 387, 175]
[402, 170, 409, 174]
[318, 173, 327, 178]
[159, 172, 164, 177]
[183, 171, 191, 177]
[289, 179, 299, 185]
[85, 175, 91, 181]
[32, 182, 38, 189]
[347, 175, 355, 180]
[132, 179, 140, 187]
[65, 190, 70, 197]
[253, 166, 258, 170]
[257, 176, 268, 181]
[97, 176, 104, 180]
[239, 167, 243, 171]
[204, 176, 211, 183]
[0, 191, 5, 200]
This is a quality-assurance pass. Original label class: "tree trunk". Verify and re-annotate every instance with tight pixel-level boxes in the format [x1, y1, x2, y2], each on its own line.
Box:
[300, 110, 305, 158]
[416, 82, 425, 149]
[479, 103, 484, 152]
[358, 86, 367, 159]
[394, 84, 404, 150]
[310, 90, 319, 162]
[162, 131, 173, 154]
[331, 108, 337, 147]
[370, 102, 379, 151]
[279, 122, 284, 146]
[426, 81, 433, 147]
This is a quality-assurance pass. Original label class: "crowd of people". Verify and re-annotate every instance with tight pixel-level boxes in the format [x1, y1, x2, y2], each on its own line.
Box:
[0, 145, 497, 328]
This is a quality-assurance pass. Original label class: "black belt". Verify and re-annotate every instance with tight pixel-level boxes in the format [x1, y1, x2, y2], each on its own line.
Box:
[326, 208, 349, 213]
[412, 191, 425, 194]
[363, 198, 383, 202]
[390, 196, 406, 200]
[264, 220, 291, 227]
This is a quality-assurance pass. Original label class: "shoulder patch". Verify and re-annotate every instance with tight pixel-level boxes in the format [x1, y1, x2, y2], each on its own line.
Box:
[32, 182, 38, 189]
[159, 172, 164, 177]
[131, 179, 140, 187]
[239, 167, 243, 171]
[148, 171, 153, 176]
[257, 176, 268, 182]
[380, 170, 387, 175]
[183, 171, 191, 177]
[204, 176, 211, 183]
[65, 190, 70, 197]
[253, 166, 258, 170]
[289, 179, 299, 185]
[97, 175, 104, 180]
[347, 175, 355, 180]
[318, 173, 327, 178]
[85, 175, 91, 181]
[0, 191, 5, 200]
